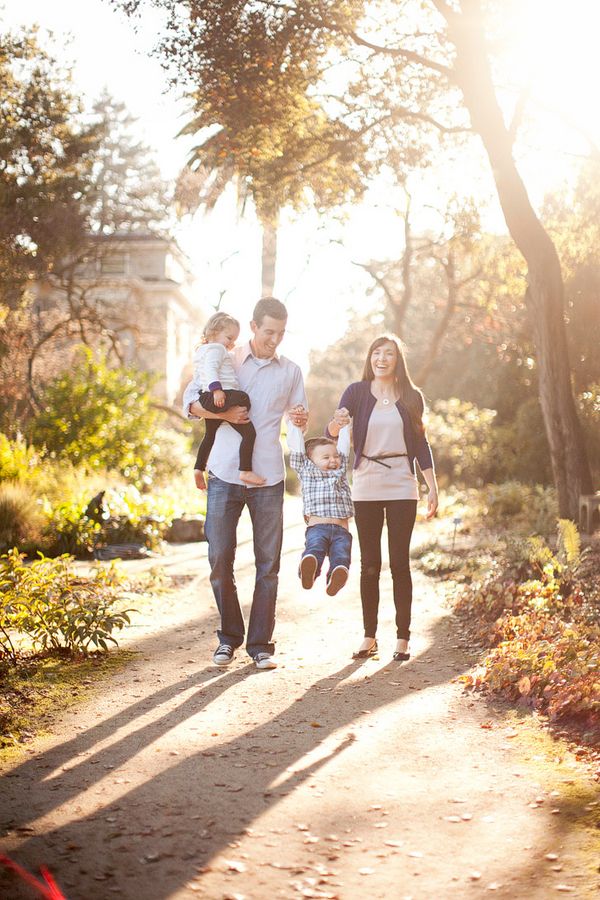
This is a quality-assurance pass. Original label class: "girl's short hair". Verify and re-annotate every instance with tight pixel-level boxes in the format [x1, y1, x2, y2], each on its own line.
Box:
[202, 312, 240, 343]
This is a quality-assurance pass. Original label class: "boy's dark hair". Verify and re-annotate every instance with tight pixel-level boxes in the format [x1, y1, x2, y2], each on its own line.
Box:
[253, 296, 287, 325]
[305, 437, 336, 459]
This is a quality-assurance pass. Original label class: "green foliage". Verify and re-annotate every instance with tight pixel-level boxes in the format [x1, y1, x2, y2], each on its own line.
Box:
[481, 481, 558, 538]
[42, 485, 182, 557]
[0, 434, 41, 482]
[0, 484, 43, 553]
[557, 518, 581, 569]
[42, 496, 102, 557]
[425, 399, 496, 486]
[29, 348, 165, 487]
[0, 549, 133, 662]
[0, 27, 99, 308]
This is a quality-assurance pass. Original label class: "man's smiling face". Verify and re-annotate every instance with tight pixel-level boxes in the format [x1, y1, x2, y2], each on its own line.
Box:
[250, 315, 287, 359]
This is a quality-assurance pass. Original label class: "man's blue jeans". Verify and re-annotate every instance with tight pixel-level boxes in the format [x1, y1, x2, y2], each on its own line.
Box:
[205, 475, 284, 657]
[302, 524, 352, 581]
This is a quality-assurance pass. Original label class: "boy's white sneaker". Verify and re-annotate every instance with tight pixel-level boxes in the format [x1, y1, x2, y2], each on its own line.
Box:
[254, 652, 277, 670]
[326, 565, 349, 596]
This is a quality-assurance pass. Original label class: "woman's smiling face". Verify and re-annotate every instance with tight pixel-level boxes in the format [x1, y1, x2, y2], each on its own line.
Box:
[370, 341, 397, 378]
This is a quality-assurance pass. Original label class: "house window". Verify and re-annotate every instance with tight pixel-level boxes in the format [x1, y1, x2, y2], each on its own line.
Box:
[100, 253, 127, 275]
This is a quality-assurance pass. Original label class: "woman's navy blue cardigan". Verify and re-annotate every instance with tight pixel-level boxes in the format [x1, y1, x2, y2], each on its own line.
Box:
[327, 381, 434, 474]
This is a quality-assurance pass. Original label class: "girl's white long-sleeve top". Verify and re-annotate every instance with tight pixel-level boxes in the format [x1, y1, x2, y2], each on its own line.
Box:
[193, 343, 240, 391]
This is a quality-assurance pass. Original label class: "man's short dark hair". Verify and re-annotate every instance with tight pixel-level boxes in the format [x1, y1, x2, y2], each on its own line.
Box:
[253, 296, 288, 325]
[304, 437, 336, 459]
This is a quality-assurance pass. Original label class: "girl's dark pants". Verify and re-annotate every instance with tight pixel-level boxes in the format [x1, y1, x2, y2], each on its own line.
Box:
[194, 389, 256, 472]
[353, 499, 417, 640]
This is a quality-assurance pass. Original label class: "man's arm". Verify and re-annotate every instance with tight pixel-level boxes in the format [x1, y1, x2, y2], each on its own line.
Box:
[188, 399, 250, 423]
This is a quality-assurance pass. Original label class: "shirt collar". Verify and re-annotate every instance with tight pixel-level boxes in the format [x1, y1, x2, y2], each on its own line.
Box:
[241, 341, 280, 364]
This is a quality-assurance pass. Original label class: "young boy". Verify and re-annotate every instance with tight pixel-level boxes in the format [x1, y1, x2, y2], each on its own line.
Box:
[287, 416, 353, 596]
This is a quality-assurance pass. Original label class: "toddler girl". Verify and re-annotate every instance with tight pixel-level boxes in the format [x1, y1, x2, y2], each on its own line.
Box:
[193, 312, 265, 489]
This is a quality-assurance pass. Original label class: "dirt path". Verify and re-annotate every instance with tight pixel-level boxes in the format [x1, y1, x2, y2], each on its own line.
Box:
[1, 502, 598, 899]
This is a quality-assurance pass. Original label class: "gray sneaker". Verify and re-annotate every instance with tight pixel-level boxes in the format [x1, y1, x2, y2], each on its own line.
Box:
[254, 652, 277, 670]
[213, 644, 235, 666]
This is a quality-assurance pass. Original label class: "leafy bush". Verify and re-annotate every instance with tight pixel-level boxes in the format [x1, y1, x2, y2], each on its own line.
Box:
[490, 397, 554, 485]
[41, 485, 181, 556]
[28, 347, 178, 488]
[425, 399, 496, 487]
[0, 549, 133, 661]
[95, 486, 178, 550]
[480, 481, 558, 538]
[0, 433, 41, 483]
[42, 496, 102, 557]
[0, 483, 43, 552]
[455, 529, 599, 729]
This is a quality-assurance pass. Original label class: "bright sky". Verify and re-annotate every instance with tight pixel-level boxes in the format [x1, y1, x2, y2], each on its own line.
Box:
[2, 0, 599, 373]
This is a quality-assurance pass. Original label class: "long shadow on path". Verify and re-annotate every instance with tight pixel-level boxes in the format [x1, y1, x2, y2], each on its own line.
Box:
[1, 613, 459, 899]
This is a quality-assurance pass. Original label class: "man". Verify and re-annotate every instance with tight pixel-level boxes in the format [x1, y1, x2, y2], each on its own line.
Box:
[183, 297, 308, 670]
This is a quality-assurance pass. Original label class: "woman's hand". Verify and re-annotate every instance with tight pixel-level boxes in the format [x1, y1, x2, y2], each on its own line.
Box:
[333, 407, 350, 427]
[426, 488, 439, 520]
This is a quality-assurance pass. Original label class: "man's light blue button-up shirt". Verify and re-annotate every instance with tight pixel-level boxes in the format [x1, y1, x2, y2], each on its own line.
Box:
[183, 342, 307, 486]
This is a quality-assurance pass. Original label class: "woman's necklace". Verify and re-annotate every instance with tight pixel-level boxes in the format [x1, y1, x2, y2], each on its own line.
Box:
[373, 378, 396, 407]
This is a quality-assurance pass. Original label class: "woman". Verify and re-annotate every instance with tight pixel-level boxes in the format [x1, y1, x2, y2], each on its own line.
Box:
[327, 335, 438, 661]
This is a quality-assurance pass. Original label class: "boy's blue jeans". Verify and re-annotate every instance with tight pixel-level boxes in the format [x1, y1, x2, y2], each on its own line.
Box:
[301, 523, 352, 581]
[205, 474, 284, 657]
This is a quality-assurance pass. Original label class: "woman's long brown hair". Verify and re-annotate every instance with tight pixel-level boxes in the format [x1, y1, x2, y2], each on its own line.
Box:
[361, 335, 425, 435]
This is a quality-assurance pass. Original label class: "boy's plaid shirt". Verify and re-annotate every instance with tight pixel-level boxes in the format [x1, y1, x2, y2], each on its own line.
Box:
[289, 451, 354, 519]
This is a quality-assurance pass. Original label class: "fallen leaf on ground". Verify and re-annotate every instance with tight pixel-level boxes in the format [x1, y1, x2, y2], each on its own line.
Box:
[223, 859, 246, 873]
[359, 867, 376, 875]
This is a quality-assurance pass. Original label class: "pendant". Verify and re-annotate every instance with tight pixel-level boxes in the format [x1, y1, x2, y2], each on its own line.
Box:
[382, 398, 390, 405]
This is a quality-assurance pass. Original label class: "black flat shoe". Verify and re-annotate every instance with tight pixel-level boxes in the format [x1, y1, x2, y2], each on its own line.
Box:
[393, 650, 410, 662]
[352, 640, 377, 659]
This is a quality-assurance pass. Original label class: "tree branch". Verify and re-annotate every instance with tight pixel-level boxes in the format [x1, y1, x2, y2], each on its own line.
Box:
[348, 30, 454, 79]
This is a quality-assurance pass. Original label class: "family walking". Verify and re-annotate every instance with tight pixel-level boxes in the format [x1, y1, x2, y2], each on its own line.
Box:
[183, 297, 438, 670]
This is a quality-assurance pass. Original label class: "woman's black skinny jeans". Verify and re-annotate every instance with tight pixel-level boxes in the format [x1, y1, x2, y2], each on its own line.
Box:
[354, 499, 417, 640]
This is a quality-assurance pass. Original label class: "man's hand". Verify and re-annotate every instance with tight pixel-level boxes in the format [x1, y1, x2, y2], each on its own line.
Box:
[189, 399, 250, 423]
[222, 405, 250, 424]
[333, 407, 350, 427]
[288, 404, 308, 428]
[213, 389, 226, 408]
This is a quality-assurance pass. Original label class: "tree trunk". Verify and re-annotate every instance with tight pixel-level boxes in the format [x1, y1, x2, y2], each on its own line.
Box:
[447, 0, 593, 518]
[261, 212, 279, 297]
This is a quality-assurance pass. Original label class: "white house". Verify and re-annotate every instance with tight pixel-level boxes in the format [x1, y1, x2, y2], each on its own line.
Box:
[34, 233, 206, 406]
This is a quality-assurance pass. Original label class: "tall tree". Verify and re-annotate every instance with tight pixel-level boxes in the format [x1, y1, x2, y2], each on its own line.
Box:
[0, 27, 100, 426]
[0, 28, 99, 309]
[111, 0, 593, 516]
[112, 0, 411, 296]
